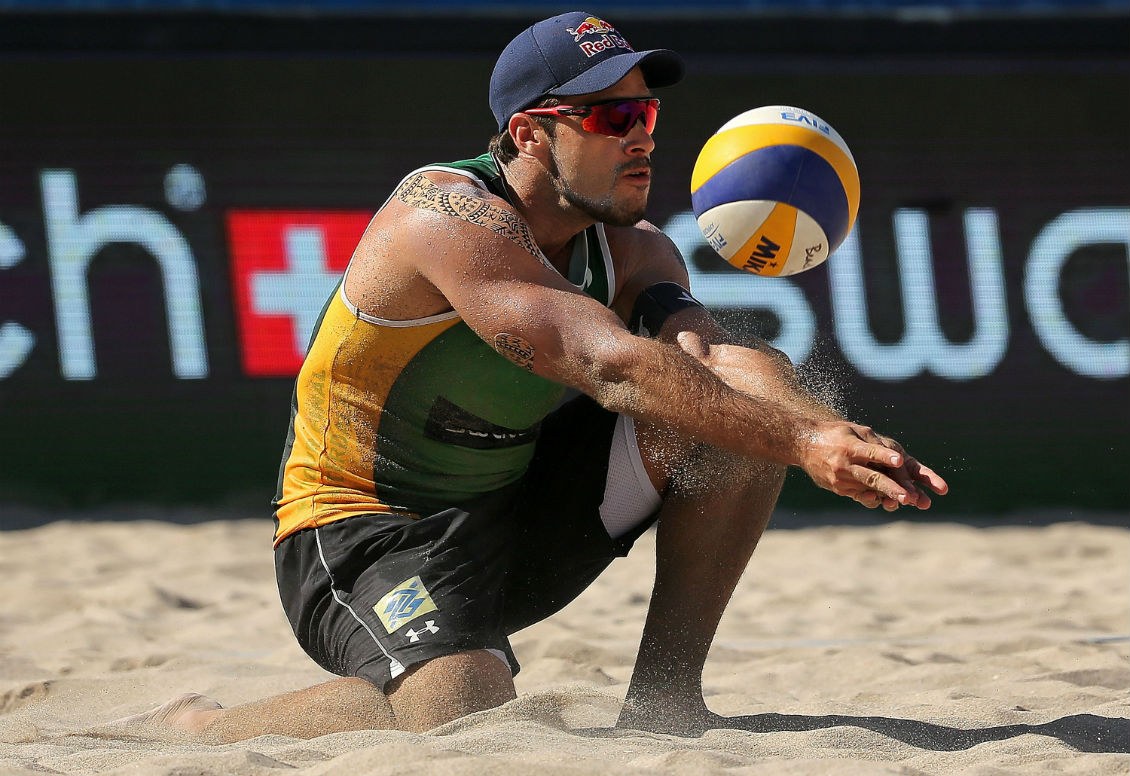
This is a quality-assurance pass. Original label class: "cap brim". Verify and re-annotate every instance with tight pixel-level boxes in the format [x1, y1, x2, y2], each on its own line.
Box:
[550, 49, 685, 98]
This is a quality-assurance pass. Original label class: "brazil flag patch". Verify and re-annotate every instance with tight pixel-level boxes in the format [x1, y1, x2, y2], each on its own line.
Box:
[374, 575, 438, 633]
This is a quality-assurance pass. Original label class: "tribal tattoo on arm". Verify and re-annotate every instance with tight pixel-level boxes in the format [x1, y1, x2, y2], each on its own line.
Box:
[493, 333, 536, 372]
[396, 173, 548, 265]
[397, 173, 547, 371]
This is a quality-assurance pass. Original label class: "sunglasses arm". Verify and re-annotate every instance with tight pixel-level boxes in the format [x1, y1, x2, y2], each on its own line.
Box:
[524, 106, 592, 118]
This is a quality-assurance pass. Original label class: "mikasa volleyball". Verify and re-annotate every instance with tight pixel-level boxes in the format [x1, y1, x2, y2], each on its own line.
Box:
[690, 106, 860, 277]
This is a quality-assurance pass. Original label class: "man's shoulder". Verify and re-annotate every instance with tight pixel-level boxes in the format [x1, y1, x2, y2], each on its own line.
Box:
[603, 219, 679, 260]
[601, 220, 689, 299]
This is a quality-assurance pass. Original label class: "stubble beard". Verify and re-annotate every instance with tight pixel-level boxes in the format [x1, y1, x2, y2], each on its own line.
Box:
[547, 145, 648, 227]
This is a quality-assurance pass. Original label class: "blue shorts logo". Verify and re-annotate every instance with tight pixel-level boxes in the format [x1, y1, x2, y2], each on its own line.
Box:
[374, 575, 438, 634]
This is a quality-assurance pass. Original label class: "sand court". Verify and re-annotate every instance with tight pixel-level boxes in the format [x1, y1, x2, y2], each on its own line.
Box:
[1, 508, 1127, 774]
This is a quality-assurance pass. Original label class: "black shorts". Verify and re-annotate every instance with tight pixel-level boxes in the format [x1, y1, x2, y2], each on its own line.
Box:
[274, 394, 660, 690]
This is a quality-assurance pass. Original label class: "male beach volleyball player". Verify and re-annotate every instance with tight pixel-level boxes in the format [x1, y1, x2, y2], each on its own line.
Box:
[121, 11, 947, 738]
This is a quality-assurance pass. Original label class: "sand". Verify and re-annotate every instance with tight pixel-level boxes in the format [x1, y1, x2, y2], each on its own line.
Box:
[1, 508, 1127, 775]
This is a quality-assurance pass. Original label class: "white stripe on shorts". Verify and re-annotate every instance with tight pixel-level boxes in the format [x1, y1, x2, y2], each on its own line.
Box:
[314, 527, 407, 679]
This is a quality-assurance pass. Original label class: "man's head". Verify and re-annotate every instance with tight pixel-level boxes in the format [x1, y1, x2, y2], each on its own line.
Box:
[489, 12, 684, 134]
[488, 13, 684, 226]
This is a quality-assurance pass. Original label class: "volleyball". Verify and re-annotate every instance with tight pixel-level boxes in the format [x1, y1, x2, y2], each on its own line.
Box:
[690, 106, 860, 277]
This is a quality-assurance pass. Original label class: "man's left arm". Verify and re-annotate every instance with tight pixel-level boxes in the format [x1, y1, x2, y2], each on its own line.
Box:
[613, 224, 937, 511]
[612, 224, 835, 421]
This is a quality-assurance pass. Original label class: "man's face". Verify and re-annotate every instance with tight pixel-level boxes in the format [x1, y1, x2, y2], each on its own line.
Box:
[543, 67, 656, 227]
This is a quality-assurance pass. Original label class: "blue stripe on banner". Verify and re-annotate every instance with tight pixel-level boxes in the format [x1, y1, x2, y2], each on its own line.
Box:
[690, 145, 851, 251]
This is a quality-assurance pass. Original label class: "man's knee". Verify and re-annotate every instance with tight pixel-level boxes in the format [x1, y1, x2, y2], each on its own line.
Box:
[636, 418, 785, 493]
[710, 449, 787, 498]
[647, 433, 784, 500]
[386, 650, 516, 732]
[687, 452, 785, 519]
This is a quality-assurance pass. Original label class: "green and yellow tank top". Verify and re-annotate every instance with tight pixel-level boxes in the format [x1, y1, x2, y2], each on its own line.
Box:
[272, 154, 617, 544]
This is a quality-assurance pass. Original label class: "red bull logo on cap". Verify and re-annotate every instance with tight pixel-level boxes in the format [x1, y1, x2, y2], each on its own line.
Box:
[567, 16, 614, 40]
[566, 16, 634, 58]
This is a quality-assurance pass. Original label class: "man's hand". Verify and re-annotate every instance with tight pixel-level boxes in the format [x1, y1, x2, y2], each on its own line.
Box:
[673, 330, 948, 511]
[801, 422, 949, 511]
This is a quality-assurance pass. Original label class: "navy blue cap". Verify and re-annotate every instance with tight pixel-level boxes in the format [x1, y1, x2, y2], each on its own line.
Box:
[489, 11, 685, 132]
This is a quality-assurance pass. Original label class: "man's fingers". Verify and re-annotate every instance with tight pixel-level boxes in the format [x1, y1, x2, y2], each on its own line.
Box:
[887, 460, 919, 492]
[872, 493, 900, 511]
[901, 481, 931, 510]
[847, 464, 911, 505]
[874, 435, 946, 492]
[814, 424, 948, 510]
[853, 491, 882, 509]
[910, 461, 950, 495]
[847, 486, 902, 511]
[852, 440, 903, 469]
[675, 330, 709, 360]
[874, 433, 909, 454]
[857, 435, 948, 508]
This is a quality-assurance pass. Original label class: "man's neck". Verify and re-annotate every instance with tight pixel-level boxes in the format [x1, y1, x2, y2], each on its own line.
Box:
[498, 158, 594, 272]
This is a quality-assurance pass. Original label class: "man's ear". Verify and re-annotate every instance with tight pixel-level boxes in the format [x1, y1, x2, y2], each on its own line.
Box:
[509, 113, 547, 156]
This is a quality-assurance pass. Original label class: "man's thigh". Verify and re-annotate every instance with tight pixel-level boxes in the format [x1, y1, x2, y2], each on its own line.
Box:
[502, 394, 663, 634]
[276, 497, 522, 691]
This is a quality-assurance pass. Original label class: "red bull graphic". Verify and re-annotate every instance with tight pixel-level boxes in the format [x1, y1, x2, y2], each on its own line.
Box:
[565, 16, 634, 58]
[566, 16, 613, 40]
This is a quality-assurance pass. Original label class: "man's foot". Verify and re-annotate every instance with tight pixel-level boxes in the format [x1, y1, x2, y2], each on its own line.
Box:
[615, 697, 724, 737]
[107, 692, 223, 736]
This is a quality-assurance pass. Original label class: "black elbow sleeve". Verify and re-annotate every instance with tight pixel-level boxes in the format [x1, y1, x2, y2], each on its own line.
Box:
[629, 282, 704, 338]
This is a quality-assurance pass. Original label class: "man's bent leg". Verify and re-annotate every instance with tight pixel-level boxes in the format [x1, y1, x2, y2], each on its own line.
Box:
[109, 677, 395, 742]
[618, 427, 785, 735]
[200, 649, 514, 739]
[199, 677, 396, 742]
[111, 649, 516, 741]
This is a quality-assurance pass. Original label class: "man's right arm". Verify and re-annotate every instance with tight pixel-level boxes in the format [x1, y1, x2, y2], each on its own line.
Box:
[380, 172, 944, 508]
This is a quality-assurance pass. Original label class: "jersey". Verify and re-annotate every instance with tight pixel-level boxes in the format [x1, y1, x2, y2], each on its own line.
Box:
[272, 153, 618, 544]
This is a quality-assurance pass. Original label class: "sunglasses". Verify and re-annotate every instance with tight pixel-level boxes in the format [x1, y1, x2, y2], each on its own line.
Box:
[523, 97, 660, 138]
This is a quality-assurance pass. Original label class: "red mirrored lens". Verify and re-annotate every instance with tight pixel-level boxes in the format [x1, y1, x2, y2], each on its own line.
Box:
[580, 99, 659, 137]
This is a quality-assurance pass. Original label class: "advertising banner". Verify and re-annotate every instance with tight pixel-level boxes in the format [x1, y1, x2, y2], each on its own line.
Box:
[0, 52, 1126, 514]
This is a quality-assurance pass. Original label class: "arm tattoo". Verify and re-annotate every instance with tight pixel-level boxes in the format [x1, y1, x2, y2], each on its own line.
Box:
[493, 333, 535, 372]
[396, 173, 545, 263]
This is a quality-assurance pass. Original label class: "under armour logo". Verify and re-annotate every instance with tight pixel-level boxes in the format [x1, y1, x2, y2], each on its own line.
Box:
[406, 620, 439, 643]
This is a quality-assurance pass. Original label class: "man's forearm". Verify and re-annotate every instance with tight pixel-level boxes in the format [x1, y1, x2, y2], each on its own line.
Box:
[664, 320, 843, 425]
[573, 335, 817, 467]
[707, 342, 843, 424]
